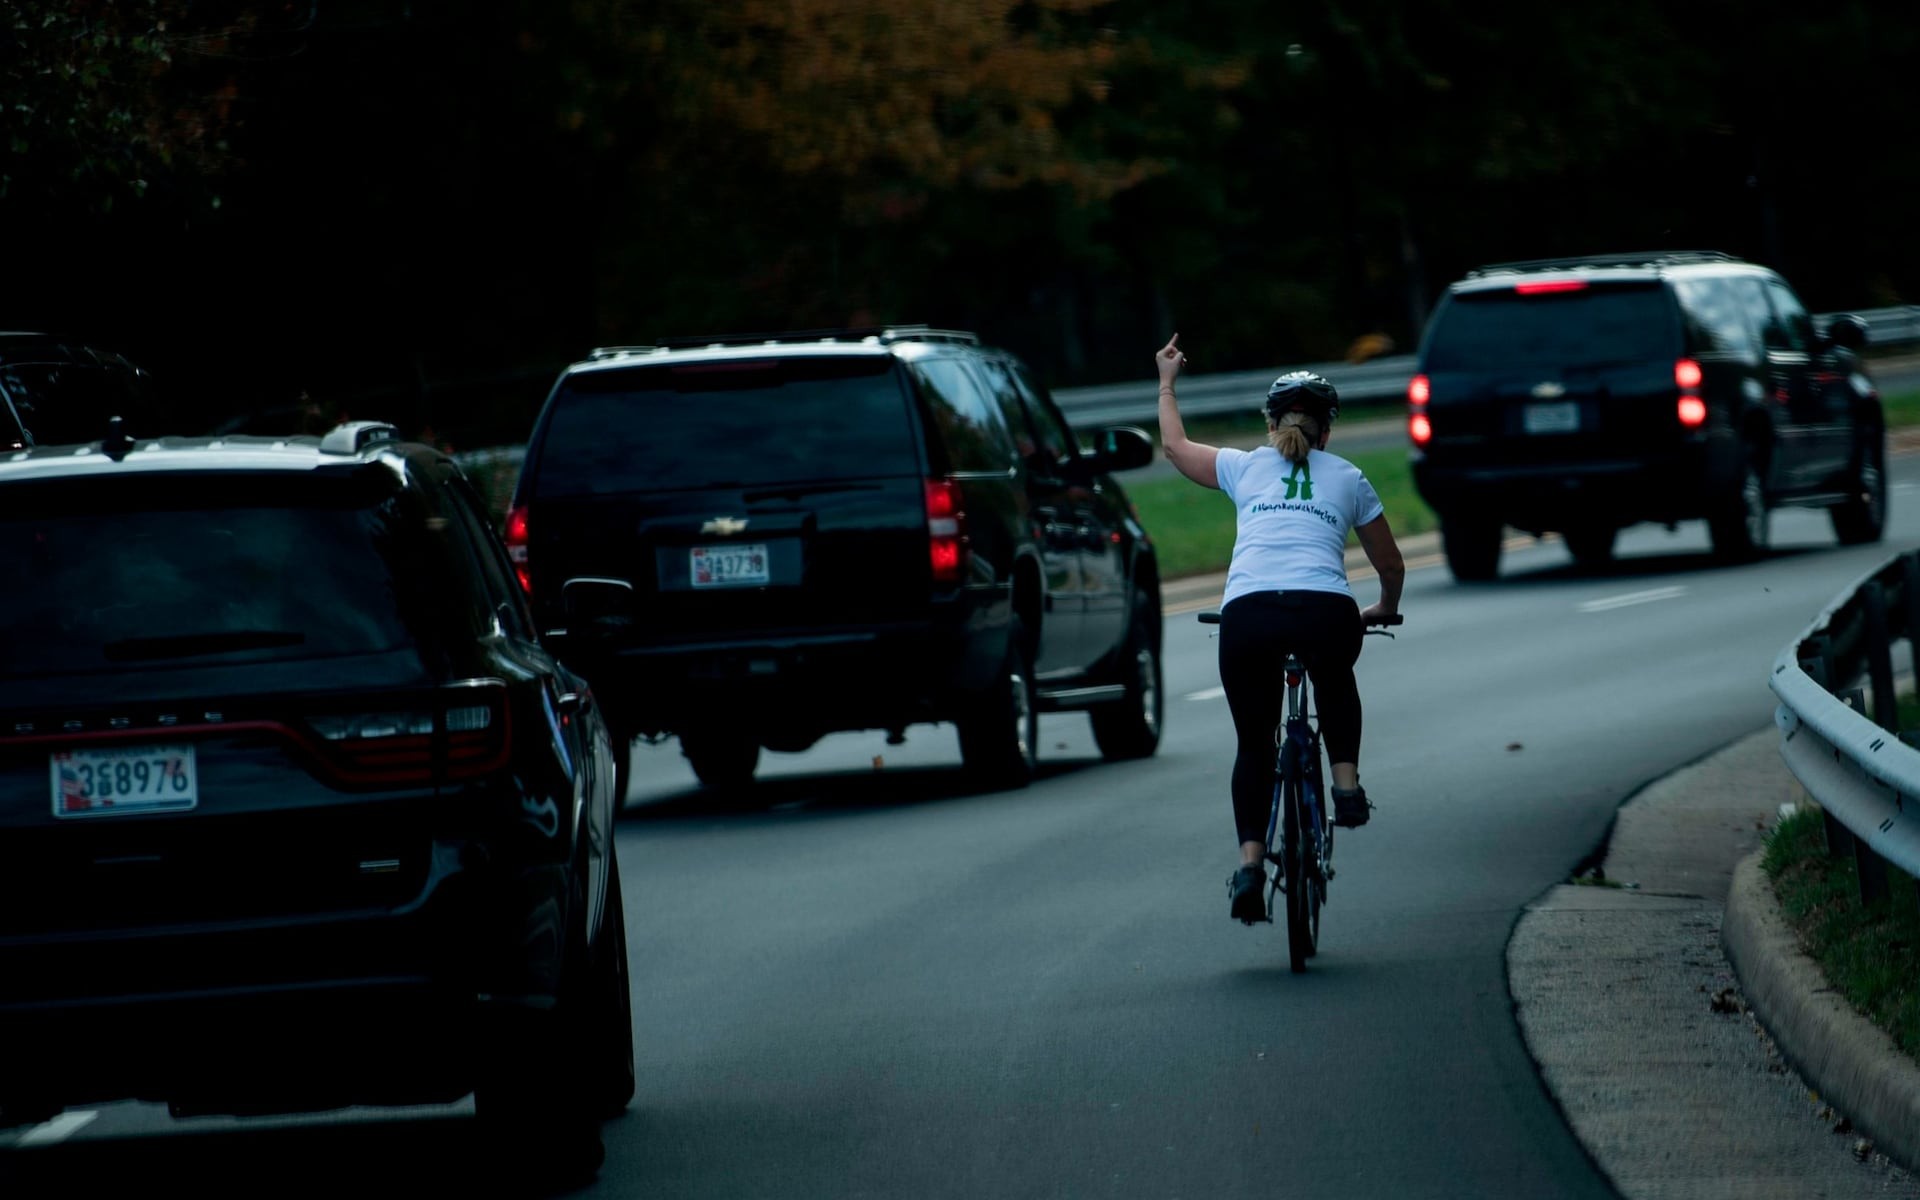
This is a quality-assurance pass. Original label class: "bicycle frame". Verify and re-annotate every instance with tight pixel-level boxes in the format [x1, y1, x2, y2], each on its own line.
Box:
[1265, 658, 1329, 872]
[1264, 655, 1331, 971]
[1198, 607, 1398, 972]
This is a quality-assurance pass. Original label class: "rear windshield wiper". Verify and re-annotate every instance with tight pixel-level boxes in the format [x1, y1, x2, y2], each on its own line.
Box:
[103, 630, 308, 662]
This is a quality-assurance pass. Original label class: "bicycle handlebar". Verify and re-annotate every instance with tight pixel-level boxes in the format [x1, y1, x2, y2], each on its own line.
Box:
[1194, 610, 1403, 628]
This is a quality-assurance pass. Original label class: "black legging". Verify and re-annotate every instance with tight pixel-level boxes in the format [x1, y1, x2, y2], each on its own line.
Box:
[1218, 590, 1364, 845]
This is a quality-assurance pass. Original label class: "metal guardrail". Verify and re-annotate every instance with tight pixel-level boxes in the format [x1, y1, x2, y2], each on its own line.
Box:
[1056, 305, 1920, 428]
[1772, 549, 1920, 904]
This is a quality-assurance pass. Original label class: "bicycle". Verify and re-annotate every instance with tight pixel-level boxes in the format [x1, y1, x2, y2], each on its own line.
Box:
[1198, 609, 1402, 972]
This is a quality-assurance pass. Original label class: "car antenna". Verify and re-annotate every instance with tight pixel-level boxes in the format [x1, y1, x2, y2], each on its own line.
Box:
[102, 415, 135, 462]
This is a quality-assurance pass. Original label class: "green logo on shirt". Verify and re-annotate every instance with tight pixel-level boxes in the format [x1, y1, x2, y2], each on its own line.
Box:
[1283, 462, 1314, 501]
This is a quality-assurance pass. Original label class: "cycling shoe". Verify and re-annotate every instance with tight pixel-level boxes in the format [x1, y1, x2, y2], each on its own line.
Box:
[1332, 786, 1372, 829]
[1228, 865, 1269, 924]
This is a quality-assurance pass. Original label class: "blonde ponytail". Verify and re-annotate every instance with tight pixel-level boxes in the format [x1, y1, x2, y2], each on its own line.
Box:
[1269, 411, 1320, 464]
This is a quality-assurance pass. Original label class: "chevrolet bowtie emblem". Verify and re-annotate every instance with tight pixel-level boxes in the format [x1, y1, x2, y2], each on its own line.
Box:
[701, 516, 749, 536]
[1531, 382, 1567, 399]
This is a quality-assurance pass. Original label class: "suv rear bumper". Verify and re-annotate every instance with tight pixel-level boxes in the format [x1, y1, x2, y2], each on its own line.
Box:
[561, 599, 1008, 739]
[0, 845, 572, 1112]
[1413, 438, 1740, 530]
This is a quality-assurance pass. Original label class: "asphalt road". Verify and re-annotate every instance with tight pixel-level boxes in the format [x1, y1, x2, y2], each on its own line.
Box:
[9, 463, 1920, 1198]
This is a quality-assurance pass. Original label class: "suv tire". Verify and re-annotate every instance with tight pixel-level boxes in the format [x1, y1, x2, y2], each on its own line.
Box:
[1562, 524, 1616, 571]
[1831, 425, 1887, 546]
[1441, 513, 1502, 581]
[588, 854, 636, 1118]
[474, 867, 616, 1188]
[1709, 450, 1769, 562]
[1091, 591, 1163, 761]
[958, 618, 1038, 789]
[680, 731, 760, 790]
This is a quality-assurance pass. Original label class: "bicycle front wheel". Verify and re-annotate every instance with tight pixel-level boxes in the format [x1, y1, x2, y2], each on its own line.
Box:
[1281, 774, 1318, 973]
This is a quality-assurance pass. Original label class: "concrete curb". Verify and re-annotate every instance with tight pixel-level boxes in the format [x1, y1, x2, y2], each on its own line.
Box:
[1723, 851, 1920, 1170]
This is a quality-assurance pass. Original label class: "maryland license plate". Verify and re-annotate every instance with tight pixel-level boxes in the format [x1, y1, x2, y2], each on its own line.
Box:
[1523, 401, 1580, 434]
[690, 543, 770, 588]
[51, 744, 199, 819]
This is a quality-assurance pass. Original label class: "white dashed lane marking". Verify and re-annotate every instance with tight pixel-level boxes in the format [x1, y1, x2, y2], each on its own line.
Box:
[1577, 586, 1687, 614]
[1184, 687, 1227, 702]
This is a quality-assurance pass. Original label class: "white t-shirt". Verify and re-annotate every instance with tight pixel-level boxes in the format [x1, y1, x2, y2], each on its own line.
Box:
[1214, 446, 1384, 605]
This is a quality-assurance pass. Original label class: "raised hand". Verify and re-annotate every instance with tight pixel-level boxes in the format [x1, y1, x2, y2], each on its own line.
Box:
[1156, 334, 1186, 387]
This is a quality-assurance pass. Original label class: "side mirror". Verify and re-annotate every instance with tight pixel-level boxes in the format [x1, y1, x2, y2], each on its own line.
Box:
[1825, 314, 1868, 351]
[563, 577, 636, 640]
[1086, 426, 1155, 473]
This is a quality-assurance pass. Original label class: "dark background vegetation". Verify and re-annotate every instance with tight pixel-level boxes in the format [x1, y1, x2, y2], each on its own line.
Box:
[5, 0, 1915, 449]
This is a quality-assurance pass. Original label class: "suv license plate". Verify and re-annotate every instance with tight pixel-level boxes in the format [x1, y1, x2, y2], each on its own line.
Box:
[51, 744, 199, 818]
[691, 543, 770, 588]
[1523, 401, 1579, 435]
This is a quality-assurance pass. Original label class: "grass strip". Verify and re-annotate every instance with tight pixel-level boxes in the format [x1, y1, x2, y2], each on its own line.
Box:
[1763, 804, 1920, 1059]
[1124, 447, 1437, 579]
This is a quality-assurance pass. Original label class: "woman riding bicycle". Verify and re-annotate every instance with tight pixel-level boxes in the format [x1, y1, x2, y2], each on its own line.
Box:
[1154, 334, 1406, 924]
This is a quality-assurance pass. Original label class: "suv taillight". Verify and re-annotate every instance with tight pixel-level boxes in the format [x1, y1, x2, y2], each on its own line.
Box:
[926, 479, 970, 585]
[1675, 359, 1707, 428]
[504, 506, 531, 592]
[306, 680, 512, 785]
[1407, 374, 1433, 448]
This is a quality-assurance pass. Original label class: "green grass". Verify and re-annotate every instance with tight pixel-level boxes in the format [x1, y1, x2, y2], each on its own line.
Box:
[1762, 804, 1920, 1059]
[1125, 442, 1437, 579]
[1882, 388, 1920, 429]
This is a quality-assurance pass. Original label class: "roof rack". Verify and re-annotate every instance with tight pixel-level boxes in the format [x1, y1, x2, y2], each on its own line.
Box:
[318, 420, 401, 455]
[1465, 251, 1740, 278]
[592, 324, 979, 358]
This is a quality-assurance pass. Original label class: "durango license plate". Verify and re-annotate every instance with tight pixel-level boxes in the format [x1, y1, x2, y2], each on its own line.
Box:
[51, 744, 199, 819]
[690, 543, 770, 588]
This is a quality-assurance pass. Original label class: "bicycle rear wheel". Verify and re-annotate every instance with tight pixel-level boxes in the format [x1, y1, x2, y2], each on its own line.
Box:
[1281, 774, 1318, 973]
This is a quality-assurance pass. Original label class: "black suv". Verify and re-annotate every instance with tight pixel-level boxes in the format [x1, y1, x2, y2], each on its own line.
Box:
[1407, 252, 1883, 578]
[507, 326, 1162, 793]
[0, 422, 629, 1180]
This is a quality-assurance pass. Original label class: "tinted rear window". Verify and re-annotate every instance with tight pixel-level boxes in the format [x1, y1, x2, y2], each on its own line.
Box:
[0, 474, 450, 681]
[534, 357, 919, 497]
[1424, 285, 1680, 372]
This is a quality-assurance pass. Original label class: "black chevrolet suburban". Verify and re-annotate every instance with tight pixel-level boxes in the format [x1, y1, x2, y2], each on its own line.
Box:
[507, 326, 1163, 793]
[1407, 252, 1883, 578]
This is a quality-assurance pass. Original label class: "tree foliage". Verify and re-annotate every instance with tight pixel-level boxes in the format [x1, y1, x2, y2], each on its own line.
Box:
[4, 0, 1917, 443]
[1, 1, 242, 210]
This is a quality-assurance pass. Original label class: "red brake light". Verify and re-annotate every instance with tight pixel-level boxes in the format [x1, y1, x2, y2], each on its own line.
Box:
[1677, 396, 1708, 428]
[1674, 359, 1704, 390]
[1408, 374, 1431, 406]
[307, 681, 512, 786]
[1409, 412, 1433, 447]
[925, 479, 970, 585]
[1514, 280, 1589, 295]
[504, 506, 531, 593]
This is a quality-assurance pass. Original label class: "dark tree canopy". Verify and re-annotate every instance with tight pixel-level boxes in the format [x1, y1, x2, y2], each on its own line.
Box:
[5, 0, 1913, 446]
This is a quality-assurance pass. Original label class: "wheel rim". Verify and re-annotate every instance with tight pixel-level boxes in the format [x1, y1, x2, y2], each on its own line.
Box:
[1136, 645, 1160, 738]
[1865, 451, 1885, 526]
[1742, 468, 1766, 546]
